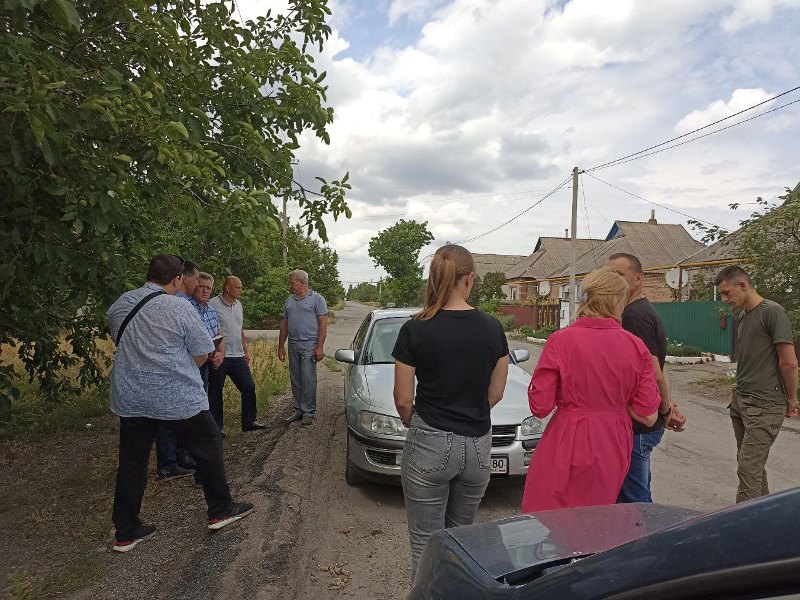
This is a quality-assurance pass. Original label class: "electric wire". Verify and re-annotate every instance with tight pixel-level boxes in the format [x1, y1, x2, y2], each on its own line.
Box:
[585, 172, 726, 230]
[586, 85, 800, 172]
[579, 175, 599, 265]
[454, 174, 574, 245]
[590, 98, 800, 171]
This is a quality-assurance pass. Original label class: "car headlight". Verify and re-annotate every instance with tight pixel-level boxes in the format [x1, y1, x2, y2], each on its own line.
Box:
[359, 410, 408, 436]
[521, 415, 545, 437]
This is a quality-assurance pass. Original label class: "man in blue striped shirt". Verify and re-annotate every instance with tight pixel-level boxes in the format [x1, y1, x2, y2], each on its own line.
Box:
[190, 272, 225, 390]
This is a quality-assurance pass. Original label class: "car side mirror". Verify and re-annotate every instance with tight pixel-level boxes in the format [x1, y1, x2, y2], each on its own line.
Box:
[335, 349, 356, 364]
[513, 348, 530, 363]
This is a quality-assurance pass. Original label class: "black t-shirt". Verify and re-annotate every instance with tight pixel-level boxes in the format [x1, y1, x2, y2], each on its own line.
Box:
[392, 309, 509, 437]
[622, 298, 667, 434]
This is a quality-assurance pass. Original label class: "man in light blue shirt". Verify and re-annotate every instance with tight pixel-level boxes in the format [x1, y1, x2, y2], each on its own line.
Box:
[278, 269, 328, 425]
[106, 255, 253, 553]
[155, 259, 202, 480]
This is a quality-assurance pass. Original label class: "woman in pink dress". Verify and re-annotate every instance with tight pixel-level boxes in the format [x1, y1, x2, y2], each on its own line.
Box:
[521, 268, 660, 512]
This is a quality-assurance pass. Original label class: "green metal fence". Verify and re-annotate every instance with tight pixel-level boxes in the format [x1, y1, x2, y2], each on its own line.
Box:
[652, 301, 733, 356]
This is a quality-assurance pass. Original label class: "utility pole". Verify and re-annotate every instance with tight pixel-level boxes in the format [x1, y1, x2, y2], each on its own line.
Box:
[568, 166, 579, 323]
[282, 193, 288, 265]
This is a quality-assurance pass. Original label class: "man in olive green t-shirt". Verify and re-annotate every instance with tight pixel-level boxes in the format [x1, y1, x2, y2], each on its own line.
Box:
[715, 266, 798, 503]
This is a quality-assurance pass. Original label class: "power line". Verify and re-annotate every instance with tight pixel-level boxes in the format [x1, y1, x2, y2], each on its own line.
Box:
[586, 85, 800, 172]
[590, 97, 800, 171]
[350, 189, 563, 221]
[579, 175, 598, 265]
[454, 174, 574, 245]
[584, 172, 726, 229]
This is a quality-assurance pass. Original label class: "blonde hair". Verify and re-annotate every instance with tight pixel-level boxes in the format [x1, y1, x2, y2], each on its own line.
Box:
[415, 244, 475, 320]
[575, 268, 628, 322]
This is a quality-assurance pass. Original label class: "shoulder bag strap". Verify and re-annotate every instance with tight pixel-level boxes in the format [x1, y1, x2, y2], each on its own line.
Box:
[115, 290, 166, 345]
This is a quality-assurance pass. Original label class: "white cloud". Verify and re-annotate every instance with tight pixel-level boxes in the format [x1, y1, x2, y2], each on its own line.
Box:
[675, 88, 774, 134]
[236, 0, 800, 283]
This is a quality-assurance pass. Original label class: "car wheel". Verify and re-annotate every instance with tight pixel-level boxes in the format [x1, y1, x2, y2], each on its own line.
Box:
[345, 435, 369, 486]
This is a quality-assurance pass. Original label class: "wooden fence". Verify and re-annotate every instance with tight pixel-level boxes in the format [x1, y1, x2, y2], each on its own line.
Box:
[499, 304, 560, 330]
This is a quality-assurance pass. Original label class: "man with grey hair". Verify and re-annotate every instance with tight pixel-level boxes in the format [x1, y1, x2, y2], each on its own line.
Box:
[278, 269, 328, 425]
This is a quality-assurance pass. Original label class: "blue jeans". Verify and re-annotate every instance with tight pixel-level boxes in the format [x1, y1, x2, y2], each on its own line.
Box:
[208, 356, 257, 430]
[401, 413, 491, 581]
[288, 342, 318, 416]
[618, 428, 665, 503]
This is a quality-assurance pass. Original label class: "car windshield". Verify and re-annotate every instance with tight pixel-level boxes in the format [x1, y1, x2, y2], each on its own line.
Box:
[363, 317, 409, 365]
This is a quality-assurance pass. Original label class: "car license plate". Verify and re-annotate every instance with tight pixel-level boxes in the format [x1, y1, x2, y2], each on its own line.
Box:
[490, 456, 508, 475]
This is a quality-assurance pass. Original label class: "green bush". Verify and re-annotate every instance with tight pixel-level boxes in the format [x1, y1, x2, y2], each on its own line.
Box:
[519, 325, 535, 337]
[497, 315, 516, 332]
[241, 267, 290, 329]
[478, 298, 502, 314]
[667, 342, 704, 357]
[532, 325, 558, 340]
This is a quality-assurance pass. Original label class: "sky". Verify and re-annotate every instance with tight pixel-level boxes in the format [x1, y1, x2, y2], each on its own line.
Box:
[237, 0, 800, 286]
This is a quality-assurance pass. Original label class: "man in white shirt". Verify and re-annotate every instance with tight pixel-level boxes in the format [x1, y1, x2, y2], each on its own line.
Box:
[208, 276, 265, 432]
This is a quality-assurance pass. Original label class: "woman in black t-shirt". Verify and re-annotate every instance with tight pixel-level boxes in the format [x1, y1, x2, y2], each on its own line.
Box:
[392, 244, 509, 581]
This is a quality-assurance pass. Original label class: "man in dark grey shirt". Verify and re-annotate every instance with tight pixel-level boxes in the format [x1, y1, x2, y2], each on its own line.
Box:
[715, 266, 797, 502]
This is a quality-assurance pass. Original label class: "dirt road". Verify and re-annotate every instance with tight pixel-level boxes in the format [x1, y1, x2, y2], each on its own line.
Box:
[64, 301, 800, 600]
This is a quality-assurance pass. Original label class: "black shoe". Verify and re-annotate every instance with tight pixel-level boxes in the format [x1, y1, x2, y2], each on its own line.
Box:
[242, 421, 266, 431]
[177, 457, 197, 470]
[285, 411, 303, 423]
[194, 475, 231, 487]
[157, 465, 195, 481]
[113, 524, 156, 553]
[301, 415, 314, 426]
[208, 502, 254, 530]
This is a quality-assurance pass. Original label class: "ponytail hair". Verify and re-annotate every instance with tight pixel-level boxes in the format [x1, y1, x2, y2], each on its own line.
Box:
[575, 267, 628, 322]
[415, 244, 475, 320]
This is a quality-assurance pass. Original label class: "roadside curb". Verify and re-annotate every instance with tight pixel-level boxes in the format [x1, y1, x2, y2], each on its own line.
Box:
[526, 336, 547, 345]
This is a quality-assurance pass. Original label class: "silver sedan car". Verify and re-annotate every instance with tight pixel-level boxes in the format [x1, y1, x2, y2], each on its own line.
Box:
[334, 308, 549, 485]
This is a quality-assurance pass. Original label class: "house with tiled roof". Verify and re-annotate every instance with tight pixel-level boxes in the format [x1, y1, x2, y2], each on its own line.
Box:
[539, 211, 707, 302]
[471, 252, 528, 299]
[505, 236, 604, 301]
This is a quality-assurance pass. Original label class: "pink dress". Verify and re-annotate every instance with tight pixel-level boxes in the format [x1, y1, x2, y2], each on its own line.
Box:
[520, 317, 660, 513]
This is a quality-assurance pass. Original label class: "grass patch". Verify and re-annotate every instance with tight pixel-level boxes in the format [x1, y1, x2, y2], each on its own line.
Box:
[222, 338, 289, 433]
[700, 375, 736, 389]
[0, 339, 114, 438]
[331, 300, 346, 311]
[667, 342, 704, 357]
[323, 356, 341, 372]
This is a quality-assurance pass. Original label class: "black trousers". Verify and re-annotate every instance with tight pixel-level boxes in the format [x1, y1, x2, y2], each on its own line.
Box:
[208, 357, 257, 430]
[111, 410, 232, 541]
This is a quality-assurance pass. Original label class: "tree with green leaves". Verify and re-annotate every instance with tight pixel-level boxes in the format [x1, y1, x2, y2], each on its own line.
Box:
[368, 220, 433, 307]
[0, 0, 350, 408]
[690, 184, 800, 330]
[347, 281, 380, 303]
[478, 271, 507, 302]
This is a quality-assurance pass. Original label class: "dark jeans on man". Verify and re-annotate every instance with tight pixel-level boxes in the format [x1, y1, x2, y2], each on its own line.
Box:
[208, 356, 257, 430]
[112, 410, 232, 542]
[155, 424, 196, 472]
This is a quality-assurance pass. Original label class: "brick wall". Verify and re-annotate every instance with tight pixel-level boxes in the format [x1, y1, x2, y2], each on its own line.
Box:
[642, 273, 674, 303]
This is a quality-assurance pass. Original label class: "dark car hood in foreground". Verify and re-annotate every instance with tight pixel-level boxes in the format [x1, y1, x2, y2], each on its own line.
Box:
[410, 487, 800, 599]
[447, 503, 702, 583]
